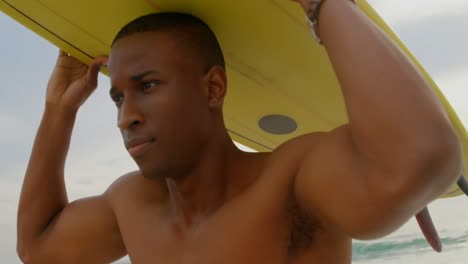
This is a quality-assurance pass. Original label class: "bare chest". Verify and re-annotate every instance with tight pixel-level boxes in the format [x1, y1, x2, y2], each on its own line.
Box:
[116, 191, 293, 263]
[111, 153, 350, 264]
[113, 190, 351, 264]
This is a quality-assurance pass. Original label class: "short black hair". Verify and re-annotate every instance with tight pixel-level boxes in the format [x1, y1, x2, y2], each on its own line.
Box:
[112, 12, 225, 71]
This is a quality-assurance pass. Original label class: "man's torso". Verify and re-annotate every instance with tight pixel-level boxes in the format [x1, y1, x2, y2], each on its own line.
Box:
[107, 143, 351, 264]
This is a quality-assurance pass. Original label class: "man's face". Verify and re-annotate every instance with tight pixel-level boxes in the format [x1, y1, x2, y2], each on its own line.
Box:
[108, 30, 213, 179]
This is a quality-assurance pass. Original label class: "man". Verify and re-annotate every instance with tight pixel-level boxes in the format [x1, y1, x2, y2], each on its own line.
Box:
[17, 0, 461, 263]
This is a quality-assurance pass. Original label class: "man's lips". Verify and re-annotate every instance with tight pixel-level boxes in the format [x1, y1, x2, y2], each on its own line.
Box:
[125, 138, 155, 157]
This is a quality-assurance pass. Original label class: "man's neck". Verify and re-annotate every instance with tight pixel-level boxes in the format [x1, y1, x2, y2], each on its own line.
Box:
[164, 129, 247, 228]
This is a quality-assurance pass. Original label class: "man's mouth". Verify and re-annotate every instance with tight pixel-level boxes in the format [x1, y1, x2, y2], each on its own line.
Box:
[126, 138, 155, 157]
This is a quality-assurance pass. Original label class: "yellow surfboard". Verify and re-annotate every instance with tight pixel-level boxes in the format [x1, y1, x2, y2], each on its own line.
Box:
[1, 0, 466, 197]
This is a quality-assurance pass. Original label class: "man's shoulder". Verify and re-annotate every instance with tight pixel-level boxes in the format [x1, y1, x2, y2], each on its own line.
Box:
[250, 128, 345, 191]
[106, 171, 141, 194]
[268, 130, 328, 165]
[270, 126, 350, 163]
[104, 170, 167, 207]
[241, 131, 330, 192]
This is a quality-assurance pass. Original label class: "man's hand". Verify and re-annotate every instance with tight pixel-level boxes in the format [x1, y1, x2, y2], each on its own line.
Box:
[46, 50, 107, 110]
[291, 0, 355, 19]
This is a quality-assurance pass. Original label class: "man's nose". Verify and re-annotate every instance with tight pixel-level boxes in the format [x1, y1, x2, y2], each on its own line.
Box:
[118, 97, 144, 130]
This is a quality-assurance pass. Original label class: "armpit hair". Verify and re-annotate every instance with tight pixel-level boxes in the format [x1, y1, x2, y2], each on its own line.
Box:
[286, 190, 318, 255]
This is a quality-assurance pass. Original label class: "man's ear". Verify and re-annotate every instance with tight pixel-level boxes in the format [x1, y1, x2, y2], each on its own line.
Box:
[204, 65, 227, 109]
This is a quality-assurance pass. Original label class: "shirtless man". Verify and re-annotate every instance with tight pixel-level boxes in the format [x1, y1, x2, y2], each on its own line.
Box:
[16, 0, 462, 263]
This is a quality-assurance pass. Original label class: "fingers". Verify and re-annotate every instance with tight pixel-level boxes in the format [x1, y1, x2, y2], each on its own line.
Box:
[56, 49, 108, 88]
[58, 49, 69, 58]
[56, 49, 71, 65]
[93, 56, 108, 66]
[86, 61, 103, 89]
[85, 56, 108, 88]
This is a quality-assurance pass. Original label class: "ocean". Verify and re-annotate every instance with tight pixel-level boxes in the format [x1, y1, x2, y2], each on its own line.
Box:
[353, 230, 468, 263]
[113, 230, 468, 264]
[351, 196, 468, 263]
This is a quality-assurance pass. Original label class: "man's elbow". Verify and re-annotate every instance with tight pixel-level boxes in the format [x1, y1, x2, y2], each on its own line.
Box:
[17, 240, 46, 264]
[17, 245, 55, 264]
[17, 242, 32, 264]
[424, 125, 462, 191]
[405, 125, 462, 200]
[350, 127, 462, 241]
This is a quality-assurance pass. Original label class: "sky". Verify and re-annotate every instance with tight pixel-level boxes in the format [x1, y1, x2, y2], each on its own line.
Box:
[0, 0, 467, 263]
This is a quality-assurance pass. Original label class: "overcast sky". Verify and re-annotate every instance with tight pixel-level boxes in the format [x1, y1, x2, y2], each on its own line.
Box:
[0, 1, 467, 263]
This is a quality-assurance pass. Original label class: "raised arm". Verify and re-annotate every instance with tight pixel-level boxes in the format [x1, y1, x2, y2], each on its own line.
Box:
[291, 0, 462, 239]
[17, 51, 126, 262]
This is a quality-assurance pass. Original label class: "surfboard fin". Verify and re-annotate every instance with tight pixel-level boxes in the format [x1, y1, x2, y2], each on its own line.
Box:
[457, 174, 468, 196]
[414, 174, 467, 253]
[416, 207, 442, 253]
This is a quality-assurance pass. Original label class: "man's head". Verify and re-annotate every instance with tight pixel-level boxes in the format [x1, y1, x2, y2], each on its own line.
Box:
[112, 12, 225, 71]
[108, 13, 228, 180]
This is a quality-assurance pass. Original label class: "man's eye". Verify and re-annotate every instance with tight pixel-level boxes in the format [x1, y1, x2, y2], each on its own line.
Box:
[142, 80, 161, 90]
[112, 94, 123, 106]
